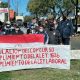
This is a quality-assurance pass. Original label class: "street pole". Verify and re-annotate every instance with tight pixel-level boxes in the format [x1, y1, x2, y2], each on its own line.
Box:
[8, 0, 10, 21]
[0, 0, 2, 8]
[75, 0, 78, 33]
[0, 0, 2, 4]
[16, 0, 18, 16]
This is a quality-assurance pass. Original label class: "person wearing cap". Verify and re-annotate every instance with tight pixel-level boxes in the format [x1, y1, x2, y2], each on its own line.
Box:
[37, 25, 49, 44]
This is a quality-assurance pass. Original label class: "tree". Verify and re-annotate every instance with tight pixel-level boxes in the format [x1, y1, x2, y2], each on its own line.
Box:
[27, 0, 41, 17]
[27, 0, 55, 17]
[27, 0, 80, 18]
[62, 0, 75, 16]
[24, 16, 34, 22]
[0, 2, 8, 8]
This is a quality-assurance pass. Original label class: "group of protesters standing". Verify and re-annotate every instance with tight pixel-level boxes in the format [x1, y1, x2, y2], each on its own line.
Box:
[0, 15, 74, 45]
[27, 15, 74, 45]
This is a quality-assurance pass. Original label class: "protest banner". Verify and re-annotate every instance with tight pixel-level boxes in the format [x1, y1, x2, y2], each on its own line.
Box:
[0, 34, 70, 72]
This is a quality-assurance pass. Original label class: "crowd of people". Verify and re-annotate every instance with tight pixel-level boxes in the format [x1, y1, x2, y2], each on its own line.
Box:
[0, 15, 74, 45]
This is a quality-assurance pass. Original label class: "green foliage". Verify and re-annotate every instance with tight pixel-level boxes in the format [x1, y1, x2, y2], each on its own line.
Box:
[27, 0, 80, 17]
[27, 0, 41, 14]
[71, 0, 80, 4]
[62, 0, 75, 16]
[24, 16, 34, 22]
[0, 2, 8, 8]
[27, 0, 55, 16]
[0, 60, 80, 80]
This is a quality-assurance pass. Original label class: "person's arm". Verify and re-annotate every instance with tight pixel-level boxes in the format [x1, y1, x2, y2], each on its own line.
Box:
[44, 32, 49, 44]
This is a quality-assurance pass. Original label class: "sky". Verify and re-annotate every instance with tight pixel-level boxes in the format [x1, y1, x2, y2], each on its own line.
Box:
[2, 0, 30, 16]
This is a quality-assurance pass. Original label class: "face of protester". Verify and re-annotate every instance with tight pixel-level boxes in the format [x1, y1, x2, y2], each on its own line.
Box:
[53, 20, 57, 24]
[32, 19, 37, 24]
[53, 20, 58, 29]
[45, 20, 48, 24]
[39, 27, 44, 32]
[6, 24, 10, 28]
[15, 27, 20, 31]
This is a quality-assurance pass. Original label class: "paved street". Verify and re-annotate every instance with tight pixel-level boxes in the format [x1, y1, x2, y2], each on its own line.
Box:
[71, 35, 80, 50]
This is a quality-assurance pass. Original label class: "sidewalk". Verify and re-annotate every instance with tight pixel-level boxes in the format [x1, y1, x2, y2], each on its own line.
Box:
[71, 50, 80, 59]
[71, 35, 80, 50]
[70, 35, 80, 59]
